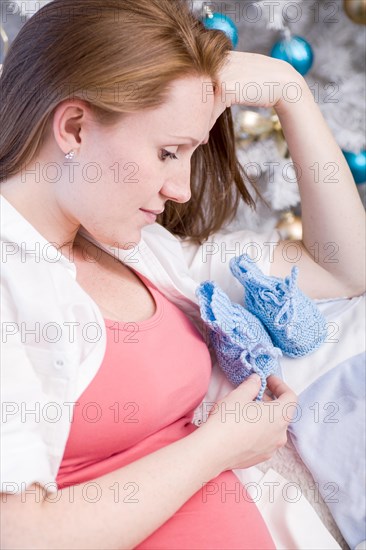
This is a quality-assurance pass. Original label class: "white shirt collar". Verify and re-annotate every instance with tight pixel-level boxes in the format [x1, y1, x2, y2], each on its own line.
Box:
[0, 195, 75, 278]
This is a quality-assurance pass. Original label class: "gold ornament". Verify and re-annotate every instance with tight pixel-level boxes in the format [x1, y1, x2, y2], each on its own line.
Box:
[276, 210, 303, 241]
[235, 108, 289, 158]
[343, 0, 366, 24]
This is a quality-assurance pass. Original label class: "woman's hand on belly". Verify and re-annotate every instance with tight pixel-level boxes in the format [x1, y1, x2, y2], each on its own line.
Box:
[198, 374, 298, 471]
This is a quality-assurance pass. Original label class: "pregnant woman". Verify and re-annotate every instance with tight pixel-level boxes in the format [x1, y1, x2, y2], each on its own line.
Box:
[1, 0, 364, 548]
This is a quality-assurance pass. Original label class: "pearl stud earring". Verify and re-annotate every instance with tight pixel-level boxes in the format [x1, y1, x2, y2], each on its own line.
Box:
[65, 150, 75, 160]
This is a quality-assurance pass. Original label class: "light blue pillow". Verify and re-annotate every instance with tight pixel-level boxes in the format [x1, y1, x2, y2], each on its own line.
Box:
[289, 352, 366, 550]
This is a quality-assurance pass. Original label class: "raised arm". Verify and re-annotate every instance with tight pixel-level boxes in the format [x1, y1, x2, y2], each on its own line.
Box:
[210, 51, 366, 299]
[272, 73, 365, 298]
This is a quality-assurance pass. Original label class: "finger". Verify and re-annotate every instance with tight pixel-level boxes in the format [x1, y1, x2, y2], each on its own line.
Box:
[261, 393, 273, 402]
[237, 373, 262, 400]
[266, 375, 297, 403]
[264, 387, 275, 398]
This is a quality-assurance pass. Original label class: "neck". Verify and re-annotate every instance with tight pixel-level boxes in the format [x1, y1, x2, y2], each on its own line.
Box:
[0, 173, 80, 254]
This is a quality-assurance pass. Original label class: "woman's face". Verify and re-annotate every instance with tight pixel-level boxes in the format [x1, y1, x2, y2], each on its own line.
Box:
[58, 75, 214, 248]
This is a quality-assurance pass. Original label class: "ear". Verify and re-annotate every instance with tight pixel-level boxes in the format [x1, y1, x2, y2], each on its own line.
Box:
[52, 99, 92, 156]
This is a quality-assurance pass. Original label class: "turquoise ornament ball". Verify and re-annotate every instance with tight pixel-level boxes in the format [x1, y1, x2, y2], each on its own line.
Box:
[202, 13, 238, 49]
[342, 149, 366, 184]
[270, 35, 314, 76]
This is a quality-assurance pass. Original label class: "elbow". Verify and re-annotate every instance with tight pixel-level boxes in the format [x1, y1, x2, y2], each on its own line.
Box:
[342, 280, 366, 298]
[350, 286, 366, 298]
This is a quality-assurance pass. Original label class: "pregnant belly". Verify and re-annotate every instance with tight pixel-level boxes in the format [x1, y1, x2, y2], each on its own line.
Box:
[136, 469, 275, 550]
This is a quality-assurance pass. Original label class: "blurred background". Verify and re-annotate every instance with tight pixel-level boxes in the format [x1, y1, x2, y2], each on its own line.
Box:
[1, 0, 365, 238]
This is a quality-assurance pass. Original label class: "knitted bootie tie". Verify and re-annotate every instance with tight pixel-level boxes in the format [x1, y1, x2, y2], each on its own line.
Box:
[196, 280, 282, 401]
[229, 254, 327, 357]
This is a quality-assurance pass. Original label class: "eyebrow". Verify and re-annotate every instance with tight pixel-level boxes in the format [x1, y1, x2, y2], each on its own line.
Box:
[167, 135, 208, 145]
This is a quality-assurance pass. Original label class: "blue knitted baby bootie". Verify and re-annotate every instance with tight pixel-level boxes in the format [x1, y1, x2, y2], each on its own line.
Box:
[196, 281, 282, 401]
[229, 254, 327, 357]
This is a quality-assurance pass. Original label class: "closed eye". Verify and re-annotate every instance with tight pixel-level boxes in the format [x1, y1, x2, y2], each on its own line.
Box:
[159, 149, 179, 161]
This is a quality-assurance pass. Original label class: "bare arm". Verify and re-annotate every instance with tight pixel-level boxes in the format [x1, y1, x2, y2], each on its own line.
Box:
[1, 427, 222, 550]
[271, 76, 366, 298]
[1, 375, 295, 550]
[210, 51, 366, 299]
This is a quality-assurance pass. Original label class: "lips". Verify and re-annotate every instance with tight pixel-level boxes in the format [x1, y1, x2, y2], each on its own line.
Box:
[140, 209, 159, 225]
[140, 208, 164, 215]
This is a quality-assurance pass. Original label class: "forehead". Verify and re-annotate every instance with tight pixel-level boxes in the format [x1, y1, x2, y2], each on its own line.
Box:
[140, 75, 214, 141]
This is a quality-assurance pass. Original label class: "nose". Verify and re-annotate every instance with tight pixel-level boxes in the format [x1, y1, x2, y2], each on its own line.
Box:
[160, 163, 191, 204]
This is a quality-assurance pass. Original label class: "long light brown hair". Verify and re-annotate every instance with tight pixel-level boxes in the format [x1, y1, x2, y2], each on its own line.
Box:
[0, 0, 260, 244]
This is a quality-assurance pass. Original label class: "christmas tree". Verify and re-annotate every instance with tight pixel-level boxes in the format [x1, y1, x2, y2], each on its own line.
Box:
[192, 0, 366, 238]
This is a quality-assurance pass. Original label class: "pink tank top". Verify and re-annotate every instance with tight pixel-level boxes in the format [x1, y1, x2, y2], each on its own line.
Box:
[56, 270, 275, 549]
